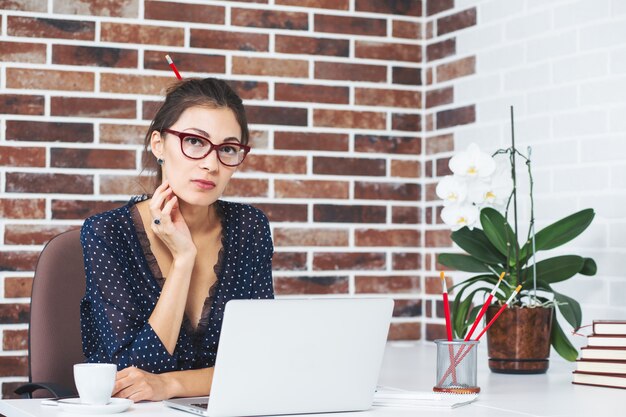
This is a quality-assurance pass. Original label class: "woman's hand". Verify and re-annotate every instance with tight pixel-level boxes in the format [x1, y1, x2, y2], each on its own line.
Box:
[113, 366, 174, 402]
[149, 181, 196, 259]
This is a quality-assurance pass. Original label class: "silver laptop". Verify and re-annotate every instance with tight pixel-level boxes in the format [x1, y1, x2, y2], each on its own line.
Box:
[164, 297, 394, 417]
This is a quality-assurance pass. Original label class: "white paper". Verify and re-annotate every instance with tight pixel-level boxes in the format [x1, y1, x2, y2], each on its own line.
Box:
[373, 388, 478, 409]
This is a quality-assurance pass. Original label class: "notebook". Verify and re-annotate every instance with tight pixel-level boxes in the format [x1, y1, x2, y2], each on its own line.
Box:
[164, 297, 394, 417]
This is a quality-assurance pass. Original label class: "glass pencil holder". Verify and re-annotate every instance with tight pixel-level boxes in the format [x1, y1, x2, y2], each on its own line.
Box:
[433, 339, 480, 394]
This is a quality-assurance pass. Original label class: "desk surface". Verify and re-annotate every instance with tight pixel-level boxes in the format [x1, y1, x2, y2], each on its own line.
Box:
[0, 343, 621, 417]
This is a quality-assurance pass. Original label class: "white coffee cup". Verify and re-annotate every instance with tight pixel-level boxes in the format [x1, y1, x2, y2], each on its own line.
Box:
[73, 363, 117, 405]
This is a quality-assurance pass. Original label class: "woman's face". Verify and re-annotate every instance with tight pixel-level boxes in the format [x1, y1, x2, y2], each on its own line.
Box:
[151, 105, 242, 206]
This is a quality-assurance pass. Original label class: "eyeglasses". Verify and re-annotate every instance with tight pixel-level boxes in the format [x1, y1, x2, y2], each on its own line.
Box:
[163, 128, 250, 167]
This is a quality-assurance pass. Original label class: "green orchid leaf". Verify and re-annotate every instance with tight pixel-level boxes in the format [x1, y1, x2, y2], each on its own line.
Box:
[480, 207, 519, 258]
[451, 282, 474, 337]
[580, 258, 597, 276]
[523, 255, 585, 284]
[521, 209, 595, 259]
[438, 254, 492, 273]
[454, 287, 492, 338]
[451, 227, 506, 265]
[461, 305, 483, 338]
[451, 282, 471, 338]
[551, 317, 579, 362]
[450, 294, 469, 338]
[450, 279, 480, 337]
[554, 291, 582, 329]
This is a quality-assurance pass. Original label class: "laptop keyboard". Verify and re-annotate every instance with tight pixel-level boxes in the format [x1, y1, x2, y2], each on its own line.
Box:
[191, 402, 209, 408]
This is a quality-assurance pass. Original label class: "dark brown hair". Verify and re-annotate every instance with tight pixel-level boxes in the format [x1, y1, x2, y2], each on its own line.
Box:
[142, 78, 249, 184]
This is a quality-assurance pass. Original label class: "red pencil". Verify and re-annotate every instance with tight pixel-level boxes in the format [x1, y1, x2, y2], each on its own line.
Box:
[464, 272, 505, 341]
[440, 271, 453, 342]
[474, 285, 522, 341]
[165, 55, 182, 80]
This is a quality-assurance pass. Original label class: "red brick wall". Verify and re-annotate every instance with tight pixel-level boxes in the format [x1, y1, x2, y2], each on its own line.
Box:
[423, 1, 477, 341]
[0, 0, 474, 397]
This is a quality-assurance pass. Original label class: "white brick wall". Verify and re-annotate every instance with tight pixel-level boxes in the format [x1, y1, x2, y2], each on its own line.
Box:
[455, 0, 626, 323]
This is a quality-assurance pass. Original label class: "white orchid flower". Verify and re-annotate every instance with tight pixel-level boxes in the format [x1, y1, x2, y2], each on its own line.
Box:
[468, 175, 512, 209]
[436, 175, 468, 206]
[469, 158, 513, 209]
[467, 180, 491, 205]
[487, 172, 513, 208]
[441, 204, 480, 231]
[449, 143, 496, 178]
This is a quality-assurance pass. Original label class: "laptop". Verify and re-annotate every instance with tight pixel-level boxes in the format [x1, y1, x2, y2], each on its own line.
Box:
[164, 297, 394, 417]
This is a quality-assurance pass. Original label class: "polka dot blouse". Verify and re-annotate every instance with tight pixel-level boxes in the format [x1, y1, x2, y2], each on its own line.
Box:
[79, 195, 274, 373]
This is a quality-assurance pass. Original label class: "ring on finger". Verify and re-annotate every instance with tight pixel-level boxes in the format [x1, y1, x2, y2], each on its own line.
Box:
[153, 218, 161, 225]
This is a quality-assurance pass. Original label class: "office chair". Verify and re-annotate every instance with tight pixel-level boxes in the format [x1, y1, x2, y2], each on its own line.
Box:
[14, 229, 86, 398]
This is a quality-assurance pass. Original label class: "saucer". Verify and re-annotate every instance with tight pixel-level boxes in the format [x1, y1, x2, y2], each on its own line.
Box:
[57, 398, 133, 414]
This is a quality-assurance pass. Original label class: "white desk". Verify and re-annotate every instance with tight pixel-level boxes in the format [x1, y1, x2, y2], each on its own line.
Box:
[0, 343, 621, 417]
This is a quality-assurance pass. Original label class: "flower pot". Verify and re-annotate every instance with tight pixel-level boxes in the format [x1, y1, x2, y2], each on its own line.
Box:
[485, 305, 553, 374]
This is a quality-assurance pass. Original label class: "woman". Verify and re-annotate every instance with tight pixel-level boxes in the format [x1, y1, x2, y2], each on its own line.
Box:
[79, 78, 274, 402]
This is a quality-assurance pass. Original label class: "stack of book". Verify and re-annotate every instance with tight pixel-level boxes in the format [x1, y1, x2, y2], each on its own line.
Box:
[573, 320, 626, 389]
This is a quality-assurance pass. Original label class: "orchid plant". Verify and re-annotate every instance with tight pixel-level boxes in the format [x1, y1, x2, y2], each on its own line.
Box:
[436, 143, 597, 362]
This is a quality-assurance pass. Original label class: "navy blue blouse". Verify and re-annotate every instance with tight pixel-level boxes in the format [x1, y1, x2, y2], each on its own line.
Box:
[79, 196, 274, 373]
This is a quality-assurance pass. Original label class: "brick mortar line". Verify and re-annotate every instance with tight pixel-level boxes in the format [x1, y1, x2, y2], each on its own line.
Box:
[0, 193, 408, 202]
[385, 317, 421, 323]
[421, 32, 457, 47]
[274, 225, 425, 232]
[419, 3, 430, 339]
[0, 53, 423, 70]
[0, 273, 32, 279]
[268, 31, 276, 55]
[44, 195, 51, 220]
[3, 167, 141, 174]
[93, 173, 100, 196]
[274, 272, 426, 278]
[2, 171, 424, 180]
[3, 146, 426, 157]
[0, 324, 28, 330]
[1, 34, 422, 50]
[0, 38, 421, 55]
[0, 219, 83, 225]
[2, 66, 423, 83]
[0, 297, 31, 303]
[1, 94, 424, 111]
[0, 224, 425, 232]
[0, 351, 28, 357]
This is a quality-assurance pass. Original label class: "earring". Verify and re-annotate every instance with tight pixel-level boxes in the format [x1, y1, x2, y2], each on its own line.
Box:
[157, 158, 164, 165]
